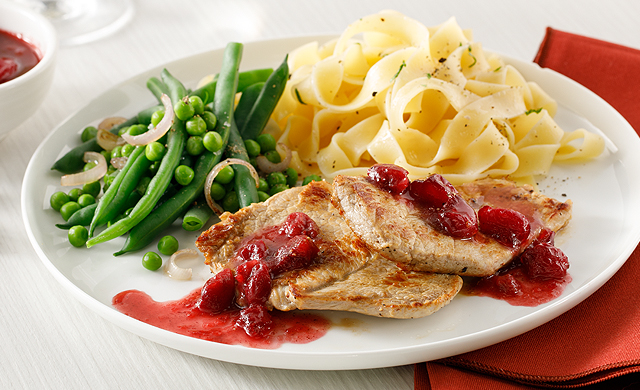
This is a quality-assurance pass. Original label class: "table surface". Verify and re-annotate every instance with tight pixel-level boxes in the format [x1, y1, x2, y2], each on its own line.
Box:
[3, 1, 639, 388]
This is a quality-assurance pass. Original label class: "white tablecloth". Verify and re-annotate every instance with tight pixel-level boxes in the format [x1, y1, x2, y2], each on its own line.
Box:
[3, 1, 638, 388]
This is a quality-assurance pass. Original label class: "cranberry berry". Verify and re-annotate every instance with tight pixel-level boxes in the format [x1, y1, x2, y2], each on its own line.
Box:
[520, 242, 569, 280]
[197, 268, 236, 314]
[478, 205, 531, 249]
[409, 174, 458, 208]
[367, 164, 410, 195]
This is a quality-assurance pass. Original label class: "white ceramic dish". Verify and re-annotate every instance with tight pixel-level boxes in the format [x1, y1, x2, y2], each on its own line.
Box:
[22, 36, 640, 370]
[0, 0, 57, 140]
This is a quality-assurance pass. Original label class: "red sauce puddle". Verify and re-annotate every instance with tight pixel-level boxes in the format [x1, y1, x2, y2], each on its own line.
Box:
[112, 288, 330, 349]
[464, 267, 572, 306]
[0, 29, 41, 84]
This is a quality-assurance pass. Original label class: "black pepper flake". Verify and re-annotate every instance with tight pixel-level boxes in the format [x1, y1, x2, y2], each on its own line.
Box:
[372, 91, 377, 97]
[438, 57, 446, 63]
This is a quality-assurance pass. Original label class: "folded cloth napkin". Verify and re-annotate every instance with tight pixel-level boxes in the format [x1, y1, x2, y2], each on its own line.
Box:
[415, 28, 640, 389]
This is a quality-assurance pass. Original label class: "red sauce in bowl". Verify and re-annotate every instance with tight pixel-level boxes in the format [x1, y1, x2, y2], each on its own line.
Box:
[0, 29, 41, 84]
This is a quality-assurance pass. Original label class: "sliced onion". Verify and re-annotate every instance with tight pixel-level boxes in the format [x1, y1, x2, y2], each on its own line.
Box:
[204, 158, 260, 214]
[97, 127, 126, 151]
[256, 143, 292, 173]
[164, 248, 200, 280]
[110, 156, 128, 169]
[98, 116, 127, 131]
[61, 151, 107, 186]
[122, 94, 174, 146]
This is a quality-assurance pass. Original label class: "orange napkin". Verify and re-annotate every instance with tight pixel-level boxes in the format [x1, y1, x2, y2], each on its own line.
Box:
[415, 28, 640, 389]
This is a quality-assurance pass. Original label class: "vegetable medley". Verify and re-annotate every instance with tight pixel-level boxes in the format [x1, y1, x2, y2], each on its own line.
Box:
[49, 42, 319, 270]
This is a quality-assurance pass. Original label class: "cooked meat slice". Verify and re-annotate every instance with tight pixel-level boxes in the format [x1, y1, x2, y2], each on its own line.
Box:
[196, 180, 462, 319]
[331, 175, 572, 277]
[271, 257, 462, 319]
[456, 178, 572, 233]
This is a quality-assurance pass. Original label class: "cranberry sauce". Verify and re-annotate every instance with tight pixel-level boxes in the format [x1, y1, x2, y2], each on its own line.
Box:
[114, 211, 326, 344]
[0, 29, 41, 84]
[113, 288, 330, 349]
[366, 164, 571, 306]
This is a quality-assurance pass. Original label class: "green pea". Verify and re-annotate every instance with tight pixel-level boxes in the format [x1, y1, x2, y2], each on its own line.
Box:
[186, 135, 204, 156]
[111, 145, 123, 159]
[285, 167, 298, 187]
[264, 150, 281, 164]
[150, 109, 165, 127]
[81, 126, 98, 142]
[50, 191, 70, 211]
[222, 191, 240, 212]
[174, 164, 195, 186]
[121, 143, 135, 158]
[244, 139, 261, 157]
[267, 171, 287, 187]
[214, 165, 235, 184]
[118, 126, 130, 136]
[68, 225, 89, 247]
[257, 178, 269, 193]
[82, 181, 101, 198]
[83, 161, 97, 172]
[60, 201, 81, 221]
[142, 252, 163, 271]
[189, 95, 205, 115]
[186, 116, 207, 136]
[202, 131, 223, 153]
[68, 188, 83, 202]
[148, 161, 160, 176]
[256, 133, 276, 152]
[145, 141, 166, 161]
[157, 235, 179, 256]
[174, 99, 195, 121]
[77, 193, 96, 208]
[127, 124, 148, 136]
[201, 111, 217, 130]
[257, 191, 270, 202]
[302, 174, 322, 186]
[269, 183, 289, 196]
[100, 149, 111, 162]
[209, 182, 226, 201]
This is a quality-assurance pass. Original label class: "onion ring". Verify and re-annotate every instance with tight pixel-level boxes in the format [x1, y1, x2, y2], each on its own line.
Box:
[122, 94, 174, 146]
[256, 143, 292, 173]
[204, 158, 260, 214]
[98, 116, 127, 131]
[164, 248, 200, 280]
[60, 151, 107, 186]
[96, 127, 126, 151]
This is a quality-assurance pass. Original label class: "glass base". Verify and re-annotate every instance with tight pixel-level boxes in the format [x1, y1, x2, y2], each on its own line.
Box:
[15, 0, 135, 46]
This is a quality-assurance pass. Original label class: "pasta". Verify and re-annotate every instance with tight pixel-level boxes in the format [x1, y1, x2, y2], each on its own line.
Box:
[269, 10, 605, 185]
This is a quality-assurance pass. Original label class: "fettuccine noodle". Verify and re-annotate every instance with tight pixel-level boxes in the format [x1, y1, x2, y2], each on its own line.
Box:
[267, 10, 605, 185]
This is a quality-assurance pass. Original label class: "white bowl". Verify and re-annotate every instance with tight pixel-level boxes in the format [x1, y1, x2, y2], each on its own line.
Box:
[0, 0, 57, 140]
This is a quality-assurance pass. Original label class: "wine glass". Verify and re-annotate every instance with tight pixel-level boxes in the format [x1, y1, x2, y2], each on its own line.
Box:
[12, 0, 134, 46]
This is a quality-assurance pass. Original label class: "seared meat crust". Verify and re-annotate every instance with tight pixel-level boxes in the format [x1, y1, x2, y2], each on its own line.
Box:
[331, 175, 572, 277]
[195, 180, 462, 319]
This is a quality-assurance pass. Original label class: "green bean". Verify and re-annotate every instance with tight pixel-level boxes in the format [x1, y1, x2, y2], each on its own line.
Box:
[239, 55, 289, 140]
[191, 68, 274, 106]
[161, 68, 188, 106]
[146, 77, 169, 103]
[114, 151, 217, 256]
[182, 198, 213, 231]
[137, 104, 163, 126]
[51, 116, 137, 174]
[88, 146, 151, 236]
[55, 203, 97, 229]
[234, 81, 265, 131]
[87, 119, 186, 248]
[226, 121, 258, 208]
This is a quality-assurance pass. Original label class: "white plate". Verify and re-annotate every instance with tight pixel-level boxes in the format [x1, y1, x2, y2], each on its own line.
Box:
[22, 36, 640, 370]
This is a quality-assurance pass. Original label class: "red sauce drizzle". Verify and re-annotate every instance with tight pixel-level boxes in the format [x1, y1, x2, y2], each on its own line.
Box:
[112, 288, 330, 349]
[0, 29, 41, 84]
